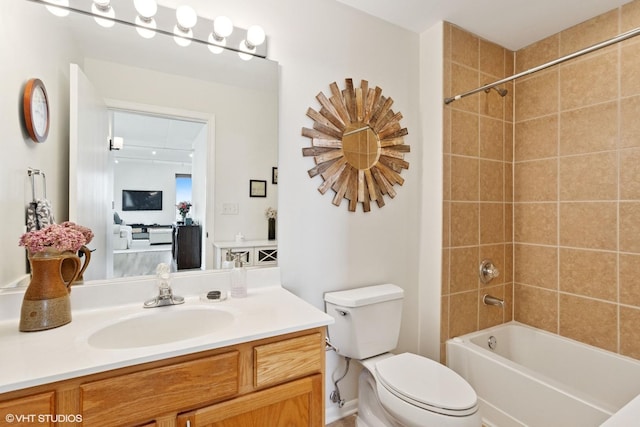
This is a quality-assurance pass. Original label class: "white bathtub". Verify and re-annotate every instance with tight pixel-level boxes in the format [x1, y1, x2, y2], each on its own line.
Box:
[446, 321, 640, 427]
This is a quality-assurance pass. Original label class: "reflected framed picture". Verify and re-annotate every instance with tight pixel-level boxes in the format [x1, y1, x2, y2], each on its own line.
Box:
[250, 180, 267, 197]
[272, 167, 278, 184]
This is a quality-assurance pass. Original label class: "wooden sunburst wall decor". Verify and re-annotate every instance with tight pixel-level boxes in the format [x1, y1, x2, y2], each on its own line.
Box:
[301, 78, 410, 212]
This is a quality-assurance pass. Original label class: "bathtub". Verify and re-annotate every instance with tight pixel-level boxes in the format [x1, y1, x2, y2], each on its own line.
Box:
[446, 321, 640, 427]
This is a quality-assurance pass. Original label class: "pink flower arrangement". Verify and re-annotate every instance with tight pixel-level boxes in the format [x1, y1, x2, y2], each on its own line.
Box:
[19, 222, 94, 254]
[176, 201, 192, 217]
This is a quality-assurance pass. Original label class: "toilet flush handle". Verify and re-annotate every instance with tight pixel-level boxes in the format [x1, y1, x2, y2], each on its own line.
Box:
[335, 308, 349, 316]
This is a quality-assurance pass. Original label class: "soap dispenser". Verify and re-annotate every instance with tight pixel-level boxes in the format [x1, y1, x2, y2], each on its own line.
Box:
[222, 250, 235, 270]
[230, 253, 247, 298]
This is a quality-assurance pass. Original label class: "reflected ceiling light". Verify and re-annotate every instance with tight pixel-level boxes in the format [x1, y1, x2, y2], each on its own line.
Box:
[92, 0, 115, 28]
[173, 5, 197, 47]
[238, 25, 265, 60]
[134, 0, 157, 39]
[207, 34, 225, 54]
[43, 0, 69, 17]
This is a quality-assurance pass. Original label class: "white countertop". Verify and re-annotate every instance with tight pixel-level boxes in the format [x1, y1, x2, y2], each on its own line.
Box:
[213, 239, 277, 249]
[0, 267, 333, 393]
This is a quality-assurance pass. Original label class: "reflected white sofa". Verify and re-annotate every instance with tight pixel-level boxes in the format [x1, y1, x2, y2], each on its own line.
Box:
[113, 224, 133, 250]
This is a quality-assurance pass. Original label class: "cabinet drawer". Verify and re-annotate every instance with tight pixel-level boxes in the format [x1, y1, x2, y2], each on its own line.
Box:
[0, 392, 55, 427]
[254, 332, 322, 388]
[81, 351, 238, 427]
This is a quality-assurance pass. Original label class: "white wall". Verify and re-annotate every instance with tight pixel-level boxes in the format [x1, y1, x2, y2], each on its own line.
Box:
[418, 22, 445, 361]
[114, 161, 192, 225]
[0, 2, 83, 286]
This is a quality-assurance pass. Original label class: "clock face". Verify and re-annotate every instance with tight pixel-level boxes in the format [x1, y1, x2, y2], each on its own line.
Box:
[31, 87, 48, 136]
[23, 78, 50, 143]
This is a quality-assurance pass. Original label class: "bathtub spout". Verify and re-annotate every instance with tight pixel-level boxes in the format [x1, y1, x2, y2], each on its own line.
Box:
[483, 294, 504, 308]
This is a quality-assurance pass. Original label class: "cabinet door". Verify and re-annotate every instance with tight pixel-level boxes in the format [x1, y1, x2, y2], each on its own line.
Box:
[254, 247, 277, 266]
[0, 392, 55, 426]
[177, 374, 323, 427]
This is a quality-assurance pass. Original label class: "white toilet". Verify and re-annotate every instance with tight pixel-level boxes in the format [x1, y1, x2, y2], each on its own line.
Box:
[324, 284, 481, 427]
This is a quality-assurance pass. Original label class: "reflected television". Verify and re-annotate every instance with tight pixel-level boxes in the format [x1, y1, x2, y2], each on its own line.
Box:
[122, 190, 163, 211]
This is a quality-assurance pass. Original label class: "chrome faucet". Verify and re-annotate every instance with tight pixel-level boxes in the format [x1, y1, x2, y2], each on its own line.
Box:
[143, 263, 184, 308]
[483, 294, 504, 308]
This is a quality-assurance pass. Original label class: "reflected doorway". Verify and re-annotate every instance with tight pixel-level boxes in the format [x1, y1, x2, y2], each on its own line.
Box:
[110, 110, 208, 277]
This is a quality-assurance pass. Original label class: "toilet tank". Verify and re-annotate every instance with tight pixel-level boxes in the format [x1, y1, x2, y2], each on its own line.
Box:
[324, 284, 404, 359]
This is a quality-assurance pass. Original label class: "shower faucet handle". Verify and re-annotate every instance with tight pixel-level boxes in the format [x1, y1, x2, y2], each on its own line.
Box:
[479, 259, 500, 284]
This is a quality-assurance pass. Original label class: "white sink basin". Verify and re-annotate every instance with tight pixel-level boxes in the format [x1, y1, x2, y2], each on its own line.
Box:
[87, 307, 235, 349]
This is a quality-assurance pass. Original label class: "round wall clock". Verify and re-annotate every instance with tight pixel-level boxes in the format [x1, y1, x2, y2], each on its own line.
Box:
[23, 78, 50, 143]
[301, 78, 409, 212]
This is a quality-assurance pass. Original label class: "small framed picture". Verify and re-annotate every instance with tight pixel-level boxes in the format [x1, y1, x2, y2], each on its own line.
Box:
[249, 180, 267, 197]
[272, 167, 278, 184]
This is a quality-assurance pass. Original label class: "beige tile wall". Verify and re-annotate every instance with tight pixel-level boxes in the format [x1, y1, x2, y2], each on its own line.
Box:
[442, 0, 640, 363]
[513, 0, 640, 359]
[441, 23, 514, 362]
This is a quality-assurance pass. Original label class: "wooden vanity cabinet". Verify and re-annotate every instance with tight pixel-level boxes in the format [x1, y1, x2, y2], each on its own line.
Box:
[0, 328, 325, 427]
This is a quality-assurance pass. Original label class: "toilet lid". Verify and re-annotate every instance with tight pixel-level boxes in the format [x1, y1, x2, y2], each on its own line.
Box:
[375, 353, 478, 416]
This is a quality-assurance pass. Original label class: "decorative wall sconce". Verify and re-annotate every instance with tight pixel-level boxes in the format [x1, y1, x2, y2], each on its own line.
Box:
[109, 136, 124, 151]
[36, 0, 268, 60]
[301, 78, 410, 212]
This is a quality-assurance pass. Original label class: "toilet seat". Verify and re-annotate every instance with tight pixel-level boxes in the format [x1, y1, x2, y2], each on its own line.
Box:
[375, 353, 478, 417]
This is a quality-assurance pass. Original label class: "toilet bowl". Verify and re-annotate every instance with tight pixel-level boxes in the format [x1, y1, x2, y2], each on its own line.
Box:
[324, 284, 481, 427]
[357, 353, 480, 427]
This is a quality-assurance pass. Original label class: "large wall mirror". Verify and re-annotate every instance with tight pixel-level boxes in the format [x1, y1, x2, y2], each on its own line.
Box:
[23, 0, 279, 282]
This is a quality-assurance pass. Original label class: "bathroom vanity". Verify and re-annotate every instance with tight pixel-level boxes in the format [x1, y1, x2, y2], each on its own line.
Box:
[0, 268, 332, 426]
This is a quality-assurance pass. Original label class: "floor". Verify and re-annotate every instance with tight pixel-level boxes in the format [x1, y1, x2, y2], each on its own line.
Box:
[327, 414, 356, 427]
[113, 243, 172, 277]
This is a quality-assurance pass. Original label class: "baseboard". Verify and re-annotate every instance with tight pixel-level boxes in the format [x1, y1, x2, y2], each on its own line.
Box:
[325, 398, 358, 425]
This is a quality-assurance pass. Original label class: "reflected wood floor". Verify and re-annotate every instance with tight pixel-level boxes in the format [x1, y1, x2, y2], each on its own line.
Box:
[327, 414, 356, 427]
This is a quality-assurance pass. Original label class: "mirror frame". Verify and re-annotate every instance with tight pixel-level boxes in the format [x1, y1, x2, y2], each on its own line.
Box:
[301, 78, 409, 212]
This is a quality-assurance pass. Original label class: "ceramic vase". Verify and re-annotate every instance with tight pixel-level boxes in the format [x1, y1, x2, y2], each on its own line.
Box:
[20, 250, 81, 332]
[61, 245, 91, 284]
[268, 218, 276, 240]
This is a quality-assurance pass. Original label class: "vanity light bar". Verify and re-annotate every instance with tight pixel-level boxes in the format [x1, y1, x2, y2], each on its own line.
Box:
[32, 0, 268, 59]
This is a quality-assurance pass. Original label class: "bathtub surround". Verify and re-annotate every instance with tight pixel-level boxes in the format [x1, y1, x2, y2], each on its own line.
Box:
[442, 22, 515, 361]
[443, 0, 640, 362]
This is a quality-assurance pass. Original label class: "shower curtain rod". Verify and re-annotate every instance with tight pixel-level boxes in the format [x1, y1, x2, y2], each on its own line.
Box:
[444, 25, 640, 105]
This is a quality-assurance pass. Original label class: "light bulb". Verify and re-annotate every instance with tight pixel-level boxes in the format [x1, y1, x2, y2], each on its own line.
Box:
[135, 15, 156, 39]
[44, 0, 69, 17]
[212, 16, 233, 40]
[133, 0, 157, 19]
[207, 33, 226, 54]
[246, 25, 265, 48]
[173, 25, 192, 47]
[91, 1, 115, 28]
[238, 40, 255, 61]
[176, 5, 197, 30]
